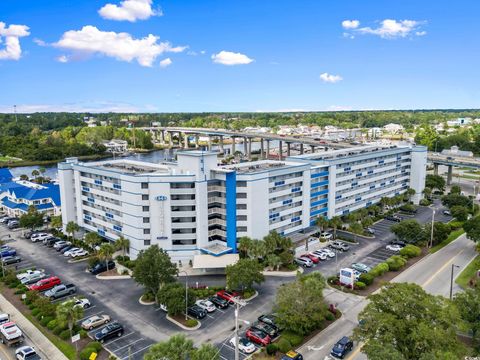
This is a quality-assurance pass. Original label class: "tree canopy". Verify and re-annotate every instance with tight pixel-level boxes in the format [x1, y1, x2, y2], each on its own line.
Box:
[19, 206, 44, 230]
[225, 258, 264, 291]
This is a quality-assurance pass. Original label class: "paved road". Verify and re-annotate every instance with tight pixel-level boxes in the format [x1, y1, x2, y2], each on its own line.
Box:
[297, 233, 477, 360]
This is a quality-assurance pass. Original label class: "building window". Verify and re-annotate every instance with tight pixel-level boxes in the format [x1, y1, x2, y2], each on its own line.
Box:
[143, 229, 150, 235]
[142, 194, 149, 200]
[142, 206, 149, 212]
[141, 183, 148, 189]
[143, 217, 150, 223]
[144, 240, 151, 246]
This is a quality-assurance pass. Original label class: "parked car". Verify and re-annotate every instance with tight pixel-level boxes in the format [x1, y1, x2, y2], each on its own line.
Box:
[295, 257, 313, 268]
[23, 231, 40, 239]
[258, 314, 278, 329]
[7, 220, 19, 229]
[321, 248, 336, 258]
[60, 245, 74, 254]
[21, 273, 47, 285]
[353, 270, 361, 281]
[63, 247, 80, 257]
[187, 305, 206, 319]
[44, 284, 76, 300]
[229, 337, 256, 354]
[1, 256, 21, 265]
[46, 237, 62, 247]
[385, 215, 402, 222]
[81, 315, 110, 330]
[41, 236, 55, 245]
[1, 217, 16, 225]
[0, 248, 16, 258]
[216, 290, 240, 304]
[331, 336, 353, 358]
[319, 232, 333, 240]
[246, 328, 271, 346]
[311, 250, 328, 260]
[209, 295, 229, 309]
[351, 263, 371, 274]
[53, 241, 70, 250]
[89, 261, 116, 275]
[73, 297, 91, 309]
[390, 240, 406, 247]
[281, 350, 304, 360]
[329, 241, 349, 252]
[366, 227, 375, 235]
[443, 210, 451, 216]
[28, 276, 61, 291]
[386, 244, 402, 252]
[301, 254, 319, 264]
[71, 249, 89, 258]
[94, 322, 123, 343]
[30, 233, 51, 243]
[252, 321, 278, 338]
[16, 270, 43, 281]
[15, 346, 41, 360]
[195, 299, 216, 313]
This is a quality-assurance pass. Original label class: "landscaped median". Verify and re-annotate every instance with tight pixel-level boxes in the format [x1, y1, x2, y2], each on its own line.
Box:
[456, 255, 480, 289]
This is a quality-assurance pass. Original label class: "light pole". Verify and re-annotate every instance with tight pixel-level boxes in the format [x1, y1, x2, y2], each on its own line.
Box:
[429, 209, 435, 248]
[178, 270, 188, 321]
[232, 297, 247, 360]
[449, 264, 460, 300]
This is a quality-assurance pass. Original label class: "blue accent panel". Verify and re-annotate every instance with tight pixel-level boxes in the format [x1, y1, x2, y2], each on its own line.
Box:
[113, 184, 121, 189]
[310, 207, 328, 216]
[94, 179, 103, 185]
[311, 198, 328, 207]
[225, 171, 237, 253]
[311, 171, 329, 179]
[311, 180, 329, 188]
[311, 189, 328, 197]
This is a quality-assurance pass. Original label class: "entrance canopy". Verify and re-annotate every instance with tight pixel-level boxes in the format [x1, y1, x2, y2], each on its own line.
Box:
[192, 254, 239, 269]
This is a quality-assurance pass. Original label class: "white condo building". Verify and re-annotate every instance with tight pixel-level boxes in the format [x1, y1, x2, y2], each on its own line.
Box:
[58, 145, 427, 265]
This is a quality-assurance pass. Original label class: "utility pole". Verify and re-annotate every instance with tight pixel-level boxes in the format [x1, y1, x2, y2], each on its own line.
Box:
[232, 297, 247, 360]
[450, 264, 460, 300]
[429, 209, 435, 248]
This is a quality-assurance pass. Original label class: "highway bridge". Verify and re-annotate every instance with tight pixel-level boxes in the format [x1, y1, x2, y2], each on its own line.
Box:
[427, 153, 480, 184]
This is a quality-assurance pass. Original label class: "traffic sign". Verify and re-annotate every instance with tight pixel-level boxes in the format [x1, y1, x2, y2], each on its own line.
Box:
[71, 334, 80, 343]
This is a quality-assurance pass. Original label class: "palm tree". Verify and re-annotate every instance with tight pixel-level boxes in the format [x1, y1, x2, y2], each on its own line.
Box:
[65, 221, 79, 239]
[349, 222, 364, 243]
[329, 216, 343, 240]
[31, 169, 39, 179]
[316, 216, 329, 232]
[422, 187, 432, 200]
[265, 254, 282, 271]
[56, 300, 84, 354]
[84, 232, 102, 253]
[50, 215, 62, 229]
[237, 237, 252, 258]
[115, 236, 130, 257]
[379, 197, 390, 213]
[98, 243, 115, 271]
[250, 240, 266, 260]
[405, 188, 416, 203]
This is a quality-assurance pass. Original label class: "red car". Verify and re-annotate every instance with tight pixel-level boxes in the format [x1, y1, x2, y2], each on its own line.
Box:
[28, 276, 61, 291]
[301, 254, 319, 264]
[216, 290, 240, 304]
[246, 328, 271, 346]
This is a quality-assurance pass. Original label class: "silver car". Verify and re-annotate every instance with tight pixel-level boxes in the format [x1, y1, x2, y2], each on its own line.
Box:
[295, 257, 313, 268]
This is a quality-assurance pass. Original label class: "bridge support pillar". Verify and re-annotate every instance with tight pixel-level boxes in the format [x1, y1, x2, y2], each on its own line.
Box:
[300, 143, 304, 155]
[247, 138, 252, 160]
[434, 163, 439, 175]
[207, 136, 212, 151]
[168, 132, 173, 148]
[231, 137, 236, 154]
[260, 139, 265, 159]
[195, 134, 200, 148]
[161, 130, 165, 144]
[243, 137, 248, 157]
[447, 165, 453, 185]
[266, 140, 270, 160]
[286, 142, 291, 157]
[279, 141, 283, 161]
[219, 136, 224, 154]
[183, 133, 189, 149]
[310, 145, 315, 153]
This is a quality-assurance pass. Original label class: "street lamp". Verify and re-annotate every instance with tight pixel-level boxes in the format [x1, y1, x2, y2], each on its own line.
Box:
[178, 270, 188, 321]
[429, 209, 435, 248]
[232, 297, 247, 360]
[449, 264, 460, 300]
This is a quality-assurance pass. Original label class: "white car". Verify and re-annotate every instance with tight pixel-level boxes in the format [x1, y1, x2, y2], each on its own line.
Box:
[30, 233, 50, 243]
[71, 249, 89, 258]
[229, 337, 256, 354]
[311, 250, 327, 261]
[15, 346, 41, 360]
[386, 244, 402, 252]
[195, 299, 216, 313]
[319, 232, 333, 240]
[63, 247, 80, 257]
[159, 304, 167, 312]
[16, 269, 43, 281]
[73, 297, 91, 309]
[320, 248, 336, 258]
[53, 241, 70, 249]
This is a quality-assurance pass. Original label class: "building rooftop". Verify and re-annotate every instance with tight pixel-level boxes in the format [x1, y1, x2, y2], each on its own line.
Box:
[219, 160, 304, 174]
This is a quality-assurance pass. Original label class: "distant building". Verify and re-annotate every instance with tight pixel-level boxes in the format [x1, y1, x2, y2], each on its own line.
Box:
[441, 145, 473, 158]
[447, 117, 472, 127]
[0, 169, 61, 217]
[383, 123, 404, 134]
[102, 139, 129, 153]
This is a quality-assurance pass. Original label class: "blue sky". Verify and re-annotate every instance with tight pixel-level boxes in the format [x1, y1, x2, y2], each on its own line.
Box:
[0, 0, 479, 113]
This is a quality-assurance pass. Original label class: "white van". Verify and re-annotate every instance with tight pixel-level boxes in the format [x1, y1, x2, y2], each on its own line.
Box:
[0, 313, 10, 325]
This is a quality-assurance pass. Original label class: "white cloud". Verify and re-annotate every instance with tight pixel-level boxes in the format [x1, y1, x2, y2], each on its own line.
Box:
[357, 19, 426, 39]
[0, 101, 140, 113]
[33, 38, 46, 46]
[98, 0, 160, 22]
[0, 22, 30, 60]
[159, 57, 172, 68]
[56, 55, 69, 63]
[320, 72, 343, 83]
[211, 50, 253, 65]
[342, 20, 360, 29]
[53, 26, 186, 67]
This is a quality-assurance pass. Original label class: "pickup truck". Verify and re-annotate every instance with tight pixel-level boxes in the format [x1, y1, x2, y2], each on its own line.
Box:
[28, 276, 61, 292]
[44, 284, 76, 300]
[0, 321, 23, 347]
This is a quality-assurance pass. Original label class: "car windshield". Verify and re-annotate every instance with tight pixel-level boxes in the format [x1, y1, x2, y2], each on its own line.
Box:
[239, 338, 251, 346]
[333, 343, 345, 351]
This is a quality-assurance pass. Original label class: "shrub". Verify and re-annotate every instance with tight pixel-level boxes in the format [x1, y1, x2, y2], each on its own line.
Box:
[355, 281, 366, 290]
[399, 244, 422, 258]
[80, 347, 96, 360]
[327, 275, 338, 284]
[419, 199, 431, 206]
[266, 343, 278, 355]
[59, 329, 71, 340]
[14, 289, 26, 295]
[142, 292, 155, 302]
[47, 319, 58, 330]
[359, 273, 374, 286]
[31, 308, 40, 316]
[325, 312, 335, 321]
[40, 316, 54, 327]
[281, 331, 304, 347]
[277, 338, 292, 354]
[88, 257, 100, 268]
[449, 220, 464, 230]
[185, 319, 198, 328]
[86, 341, 102, 352]
[242, 289, 256, 299]
[53, 325, 64, 335]
[386, 255, 407, 271]
[369, 262, 389, 277]
[121, 269, 129, 275]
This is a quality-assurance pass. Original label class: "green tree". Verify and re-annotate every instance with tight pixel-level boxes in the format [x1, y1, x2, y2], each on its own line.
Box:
[354, 283, 465, 360]
[265, 254, 282, 271]
[404, 188, 416, 202]
[450, 205, 469, 221]
[250, 240, 267, 260]
[19, 174, 29, 181]
[84, 232, 102, 252]
[65, 221, 79, 238]
[31, 169, 40, 179]
[157, 282, 195, 316]
[361, 217, 373, 229]
[391, 219, 423, 244]
[237, 236, 252, 259]
[442, 194, 471, 209]
[225, 258, 264, 292]
[133, 245, 178, 304]
[454, 287, 480, 343]
[143, 334, 194, 360]
[190, 343, 219, 360]
[464, 215, 480, 244]
[450, 185, 462, 195]
[56, 299, 84, 352]
[425, 174, 446, 192]
[274, 272, 328, 335]
[98, 243, 115, 271]
[423, 222, 451, 246]
[328, 216, 343, 240]
[316, 216, 328, 232]
[422, 187, 432, 200]
[19, 206, 44, 230]
[349, 222, 364, 242]
[114, 236, 130, 257]
[49, 215, 62, 229]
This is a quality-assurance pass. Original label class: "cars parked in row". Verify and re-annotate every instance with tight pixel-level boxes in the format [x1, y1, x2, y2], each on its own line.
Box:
[17, 269, 43, 281]
[195, 299, 216, 313]
[89, 260, 115, 275]
[329, 241, 350, 252]
[246, 328, 271, 346]
[94, 322, 124, 343]
[216, 290, 239, 304]
[81, 315, 111, 330]
[0, 247, 16, 258]
[27, 276, 61, 292]
[44, 283, 76, 300]
[21, 272, 47, 286]
[229, 337, 256, 354]
[386, 244, 403, 252]
[295, 257, 313, 268]
[1, 255, 22, 265]
[30, 233, 51, 243]
[208, 295, 229, 309]
[187, 305, 207, 319]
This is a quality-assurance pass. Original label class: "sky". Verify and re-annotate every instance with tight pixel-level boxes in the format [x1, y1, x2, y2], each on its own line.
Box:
[0, 0, 479, 113]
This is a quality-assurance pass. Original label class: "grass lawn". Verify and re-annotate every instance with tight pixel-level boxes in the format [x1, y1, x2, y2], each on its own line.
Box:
[429, 229, 465, 254]
[0, 155, 22, 162]
[456, 255, 480, 289]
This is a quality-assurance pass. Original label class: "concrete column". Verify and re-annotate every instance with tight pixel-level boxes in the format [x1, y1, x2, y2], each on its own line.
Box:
[168, 132, 173, 148]
[279, 141, 283, 161]
[231, 137, 236, 154]
[434, 163, 439, 176]
[310, 145, 315, 153]
[243, 137, 248, 156]
[183, 133, 189, 149]
[248, 138, 252, 160]
[260, 139, 265, 159]
[219, 136, 224, 154]
[447, 165, 453, 185]
[300, 143, 304, 154]
[195, 134, 200, 148]
[161, 130, 165, 144]
[286, 142, 291, 157]
[266, 140, 270, 160]
[207, 136, 212, 151]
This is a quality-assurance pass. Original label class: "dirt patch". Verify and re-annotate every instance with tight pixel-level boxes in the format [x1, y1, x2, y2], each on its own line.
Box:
[98, 269, 120, 277]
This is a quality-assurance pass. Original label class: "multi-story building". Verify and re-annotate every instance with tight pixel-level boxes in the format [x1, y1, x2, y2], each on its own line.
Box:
[58, 145, 426, 264]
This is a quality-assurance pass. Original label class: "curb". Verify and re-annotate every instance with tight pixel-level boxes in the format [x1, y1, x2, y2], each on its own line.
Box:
[243, 290, 259, 302]
[67, 257, 90, 264]
[262, 267, 304, 277]
[138, 295, 155, 306]
[166, 315, 201, 331]
[95, 274, 131, 280]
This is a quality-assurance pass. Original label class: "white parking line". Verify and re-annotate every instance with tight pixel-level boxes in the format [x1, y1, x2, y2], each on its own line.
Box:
[120, 344, 152, 360]
[207, 314, 215, 319]
[115, 338, 144, 352]
[216, 308, 226, 313]
[104, 331, 134, 345]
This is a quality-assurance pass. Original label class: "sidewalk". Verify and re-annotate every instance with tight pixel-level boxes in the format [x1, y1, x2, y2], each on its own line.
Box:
[0, 293, 68, 360]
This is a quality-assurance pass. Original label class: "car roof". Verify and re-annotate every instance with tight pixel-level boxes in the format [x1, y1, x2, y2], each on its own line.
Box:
[338, 336, 350, 344]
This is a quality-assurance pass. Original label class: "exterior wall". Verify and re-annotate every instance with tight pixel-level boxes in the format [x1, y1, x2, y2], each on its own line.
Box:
[409, 146, 427, 204]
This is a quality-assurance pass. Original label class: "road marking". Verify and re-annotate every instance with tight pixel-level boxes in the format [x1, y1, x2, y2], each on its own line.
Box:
[115, 338, 144, 351]
[104, 331, 134, 345]
[422, 248, 465, 287]
[345, 343, 363, 360]
[307, 344, 325, 351]
[120, 344, 152, 360]
[207, 314, 215, 319]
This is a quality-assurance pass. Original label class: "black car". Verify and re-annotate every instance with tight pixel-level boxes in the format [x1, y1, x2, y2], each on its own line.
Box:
[331, 336, 353, 358]
[209, 295, 229, 309]
[187, 305, 206, 319]
[89, 261, 116, 275]
[385, 215, 402, 222]
[46, 237, 62, 247]
[94, 322, 123, 343]
[56, 243, 71, 252]
[1, 256, 21, 265]
[390, 240, 406, 247]
[60, 245, 74, 254]
[258, 314, 279, 330]
[23, 230, 41, 239]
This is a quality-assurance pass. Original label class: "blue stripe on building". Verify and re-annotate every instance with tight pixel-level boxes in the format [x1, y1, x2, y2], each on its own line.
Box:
[225, 171, 237, 253]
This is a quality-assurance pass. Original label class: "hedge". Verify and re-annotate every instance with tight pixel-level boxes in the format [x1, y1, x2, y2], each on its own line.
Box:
[386, 255, 407, 271]
[266, 343, 278, 355]
[359, 273, 374, 285]
[369, 262, 389, 277]
[399, 244, 421, 258]
[277, 338, 293, 354]
[59, 329, 71, 340]
[281, 331, 304, 347]
[355, 281, 366, 290]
